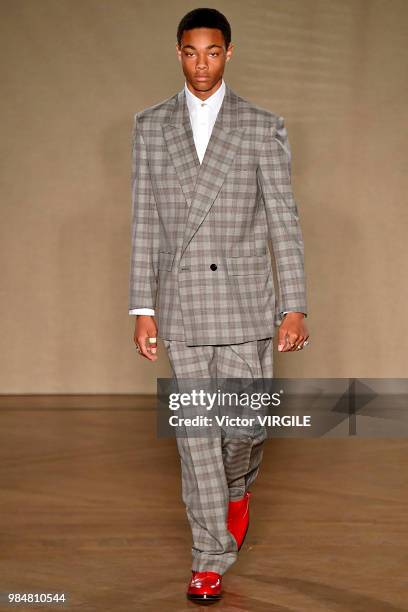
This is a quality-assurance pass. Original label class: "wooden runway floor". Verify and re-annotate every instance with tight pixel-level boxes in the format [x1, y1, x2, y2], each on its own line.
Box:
[0, 395, 406, 611]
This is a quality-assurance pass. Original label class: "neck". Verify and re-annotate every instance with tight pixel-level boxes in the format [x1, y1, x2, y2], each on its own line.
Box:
[185, 77, 223, 101]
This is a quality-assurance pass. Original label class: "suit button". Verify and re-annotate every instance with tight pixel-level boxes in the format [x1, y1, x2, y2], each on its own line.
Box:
[210, 263, 217, 271]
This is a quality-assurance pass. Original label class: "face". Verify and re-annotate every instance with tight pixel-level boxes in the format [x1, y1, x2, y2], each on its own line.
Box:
[176, 27, 233, 99]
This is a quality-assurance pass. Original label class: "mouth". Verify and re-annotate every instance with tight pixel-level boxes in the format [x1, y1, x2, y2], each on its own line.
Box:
[194, 75, 210, 80]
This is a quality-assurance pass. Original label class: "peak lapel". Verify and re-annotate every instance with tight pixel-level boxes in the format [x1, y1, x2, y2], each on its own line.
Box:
[163, 83, 246, 259]
[162, 89, 200, 212]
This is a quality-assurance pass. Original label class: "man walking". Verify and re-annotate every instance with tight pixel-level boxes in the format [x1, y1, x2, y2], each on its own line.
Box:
[128, 8, 309, 602]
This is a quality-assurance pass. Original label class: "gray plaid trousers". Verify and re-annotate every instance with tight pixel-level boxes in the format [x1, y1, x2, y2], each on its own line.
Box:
[163, 337, 273, 575]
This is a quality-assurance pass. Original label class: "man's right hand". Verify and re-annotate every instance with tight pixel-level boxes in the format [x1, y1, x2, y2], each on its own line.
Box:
[133, 315, 158, 361]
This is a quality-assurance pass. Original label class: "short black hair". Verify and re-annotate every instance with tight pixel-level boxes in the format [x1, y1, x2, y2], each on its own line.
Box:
[177, 8, 231, 48]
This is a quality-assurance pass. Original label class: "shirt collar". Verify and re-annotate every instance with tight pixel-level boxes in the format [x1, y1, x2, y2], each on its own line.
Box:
[184, 78, 226, 115]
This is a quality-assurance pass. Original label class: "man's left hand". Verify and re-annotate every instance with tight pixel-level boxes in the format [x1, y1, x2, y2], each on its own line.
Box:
[278, 312, 310, 352]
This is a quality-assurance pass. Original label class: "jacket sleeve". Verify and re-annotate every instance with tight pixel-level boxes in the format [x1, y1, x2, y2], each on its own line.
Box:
[128, 113, 160, 312]
[257, 116, 308, 326]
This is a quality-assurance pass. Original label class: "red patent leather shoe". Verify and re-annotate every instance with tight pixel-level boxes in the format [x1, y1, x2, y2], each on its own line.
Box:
[227, 490, 251, 551]
[186, 570, 222, 602]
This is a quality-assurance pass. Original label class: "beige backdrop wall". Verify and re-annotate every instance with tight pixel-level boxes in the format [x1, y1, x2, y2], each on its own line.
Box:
[1, 0, 407, 393]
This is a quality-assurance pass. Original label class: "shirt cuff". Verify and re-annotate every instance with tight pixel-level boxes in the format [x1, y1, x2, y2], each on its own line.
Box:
[282, 311, 307, 317]
[129, 308, 155, 316]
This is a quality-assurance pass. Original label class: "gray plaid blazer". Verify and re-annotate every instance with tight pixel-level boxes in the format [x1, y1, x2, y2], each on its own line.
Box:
[128, 82, 308, 346]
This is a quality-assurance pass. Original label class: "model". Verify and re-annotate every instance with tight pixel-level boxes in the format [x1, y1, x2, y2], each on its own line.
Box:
[128, 7, 310, 603]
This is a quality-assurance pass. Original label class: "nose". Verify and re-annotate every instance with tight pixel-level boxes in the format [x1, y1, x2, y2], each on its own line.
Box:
[196, 55, 209, 70]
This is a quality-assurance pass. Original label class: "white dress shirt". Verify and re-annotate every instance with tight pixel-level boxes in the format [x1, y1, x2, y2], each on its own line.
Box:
[129, 79, 293, 318]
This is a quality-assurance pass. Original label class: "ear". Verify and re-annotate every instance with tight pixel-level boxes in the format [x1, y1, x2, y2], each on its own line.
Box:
[226, 43, 234, 62]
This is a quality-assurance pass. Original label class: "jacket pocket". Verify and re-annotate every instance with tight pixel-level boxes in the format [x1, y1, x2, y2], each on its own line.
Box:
[226, 252, 270, 276]
[158, 251, 175, 271]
